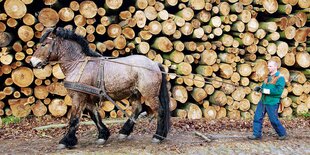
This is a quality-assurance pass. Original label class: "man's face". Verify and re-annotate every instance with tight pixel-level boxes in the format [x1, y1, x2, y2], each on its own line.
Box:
[267, 61, 277, 74]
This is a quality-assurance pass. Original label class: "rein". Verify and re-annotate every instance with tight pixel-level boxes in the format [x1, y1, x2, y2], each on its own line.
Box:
[49, 57, 239, 87]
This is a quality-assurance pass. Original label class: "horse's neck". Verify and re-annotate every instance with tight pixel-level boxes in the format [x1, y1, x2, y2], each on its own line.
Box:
[58, 46, 87, 75]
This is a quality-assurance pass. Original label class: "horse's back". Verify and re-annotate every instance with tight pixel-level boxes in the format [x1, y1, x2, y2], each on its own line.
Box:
[104, 55, 162, 99]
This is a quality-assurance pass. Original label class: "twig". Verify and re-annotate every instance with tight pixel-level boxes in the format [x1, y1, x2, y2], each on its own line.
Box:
[194, 131, 212, 142]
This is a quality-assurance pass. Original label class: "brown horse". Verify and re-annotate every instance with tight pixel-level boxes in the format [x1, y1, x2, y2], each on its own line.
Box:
[30, 27, 170, 149]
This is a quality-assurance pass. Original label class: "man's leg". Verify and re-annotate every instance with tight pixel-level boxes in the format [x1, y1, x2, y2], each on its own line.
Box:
[266, 104, 287, 138]
[252, 101, 266, 138]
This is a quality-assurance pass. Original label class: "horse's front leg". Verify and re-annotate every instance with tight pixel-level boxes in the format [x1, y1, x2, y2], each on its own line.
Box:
[119, 94, 142, 139]
[58, 93, 85, 149]
[85, 102, 110, 145]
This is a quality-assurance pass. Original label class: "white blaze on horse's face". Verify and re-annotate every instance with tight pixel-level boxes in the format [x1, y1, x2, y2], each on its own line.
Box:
[30, 43, 51, 68]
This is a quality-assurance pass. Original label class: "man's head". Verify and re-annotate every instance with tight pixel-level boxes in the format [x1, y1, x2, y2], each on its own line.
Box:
[267, 60, 278, 75]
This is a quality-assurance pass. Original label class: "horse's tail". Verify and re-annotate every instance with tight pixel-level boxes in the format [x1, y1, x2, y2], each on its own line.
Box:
[157, 63, 170, 138]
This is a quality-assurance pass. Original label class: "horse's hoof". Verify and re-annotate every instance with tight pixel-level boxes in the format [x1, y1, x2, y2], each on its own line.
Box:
[96, 139, 106, 145]
[151, 138, 161, 143]
[57, 144, 67, 150]
[118, 134, 128, 140]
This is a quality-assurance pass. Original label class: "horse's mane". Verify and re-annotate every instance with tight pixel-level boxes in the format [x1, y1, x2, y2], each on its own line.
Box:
[41, 27, 102, 57]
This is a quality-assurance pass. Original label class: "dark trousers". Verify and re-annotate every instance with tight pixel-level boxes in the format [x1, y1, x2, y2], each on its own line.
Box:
[253, 101, 287, 137]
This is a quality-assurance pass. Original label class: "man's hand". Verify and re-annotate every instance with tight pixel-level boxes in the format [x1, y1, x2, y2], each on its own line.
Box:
[253, 86, 261, 92]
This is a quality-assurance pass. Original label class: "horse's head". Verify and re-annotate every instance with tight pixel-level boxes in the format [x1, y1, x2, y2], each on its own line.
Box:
[30, 28, 59, 68]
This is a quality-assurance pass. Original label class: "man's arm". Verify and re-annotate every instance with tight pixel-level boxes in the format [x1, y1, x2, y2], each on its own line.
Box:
[262, 76, 285, 96]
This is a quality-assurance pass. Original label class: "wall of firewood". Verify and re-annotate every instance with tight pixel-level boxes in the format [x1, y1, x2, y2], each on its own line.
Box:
[0, 0, 309, 120]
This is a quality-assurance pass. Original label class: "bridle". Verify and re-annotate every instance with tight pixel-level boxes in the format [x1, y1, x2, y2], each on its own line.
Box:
[45, 36, 57, 62]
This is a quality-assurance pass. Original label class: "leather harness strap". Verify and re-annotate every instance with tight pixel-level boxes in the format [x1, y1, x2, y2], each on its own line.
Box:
[74, 57, 90, 82]
[63, 58, 132, 118]
[264, 75, 280, 84]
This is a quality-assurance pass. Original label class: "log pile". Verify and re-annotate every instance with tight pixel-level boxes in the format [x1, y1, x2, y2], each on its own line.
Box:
[0, 0, 309, 119]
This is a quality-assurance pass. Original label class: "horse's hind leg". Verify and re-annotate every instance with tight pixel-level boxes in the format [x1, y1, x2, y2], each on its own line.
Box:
[147, 96, 170, 143]
[119, 94, 142, 139]
[85, 103, 110, 145]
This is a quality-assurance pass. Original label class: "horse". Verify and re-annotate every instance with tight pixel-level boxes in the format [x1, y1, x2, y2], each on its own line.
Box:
[30, 27, 170, 149]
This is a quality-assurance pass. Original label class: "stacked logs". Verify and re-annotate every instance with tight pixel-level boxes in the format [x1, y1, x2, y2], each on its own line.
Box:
[0, 0, 309, 119]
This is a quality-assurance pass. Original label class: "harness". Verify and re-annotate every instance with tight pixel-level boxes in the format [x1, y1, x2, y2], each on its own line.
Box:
[62, 57, 132, 118]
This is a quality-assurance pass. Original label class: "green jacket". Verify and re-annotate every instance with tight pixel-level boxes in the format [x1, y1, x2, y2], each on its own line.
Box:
[260, 71, 285, 105]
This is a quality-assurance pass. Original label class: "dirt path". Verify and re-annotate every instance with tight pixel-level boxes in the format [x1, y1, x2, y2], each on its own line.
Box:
[0, 116, 309, 154]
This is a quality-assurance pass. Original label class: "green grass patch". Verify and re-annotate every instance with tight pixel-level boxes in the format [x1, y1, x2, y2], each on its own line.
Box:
[1, 116, 21, 125]
[300, 112, 310, 119]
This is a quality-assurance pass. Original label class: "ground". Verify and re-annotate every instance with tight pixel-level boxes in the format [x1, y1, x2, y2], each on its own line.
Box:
[0, 115, 309, 154]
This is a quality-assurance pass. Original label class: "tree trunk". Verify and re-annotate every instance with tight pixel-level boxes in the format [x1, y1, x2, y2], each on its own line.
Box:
[32, 100, 47, 117]
[46, 82, 68, 96]
[8, 98, 31, 118]
[209, 90, 227, 106]
[12, 67, 34, 87]
[0, 32, 12, 47]
[34, 85, 49, 99]
[172, 85, 188, 104]
[48, 98, 67, 117]
[52, 64, 65, 79]
[191, 87, 207, 103]
[173, 109, 187, 118]
[4, 0, 27, 19]
[202, 106, 217, 119]
[185, 103, 202, 119]
[151, 36, 174, 52]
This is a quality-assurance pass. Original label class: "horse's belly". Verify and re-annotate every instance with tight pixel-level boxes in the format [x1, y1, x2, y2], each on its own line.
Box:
[107, 90, 132, 100]
[105, 79, 135, 100]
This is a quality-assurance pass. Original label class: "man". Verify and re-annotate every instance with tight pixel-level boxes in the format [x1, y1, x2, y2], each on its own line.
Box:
[248, 60, 287, 140]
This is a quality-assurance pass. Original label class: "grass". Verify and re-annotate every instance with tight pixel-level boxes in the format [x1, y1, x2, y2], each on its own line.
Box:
[1, 116, 21, 126]
[300, 112, 310, 119]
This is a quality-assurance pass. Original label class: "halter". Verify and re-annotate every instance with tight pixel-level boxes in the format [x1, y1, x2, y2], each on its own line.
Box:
[42, 36, 57, 63]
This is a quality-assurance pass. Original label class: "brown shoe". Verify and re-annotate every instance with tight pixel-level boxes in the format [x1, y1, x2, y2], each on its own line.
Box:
[247, 135, 261, 140]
